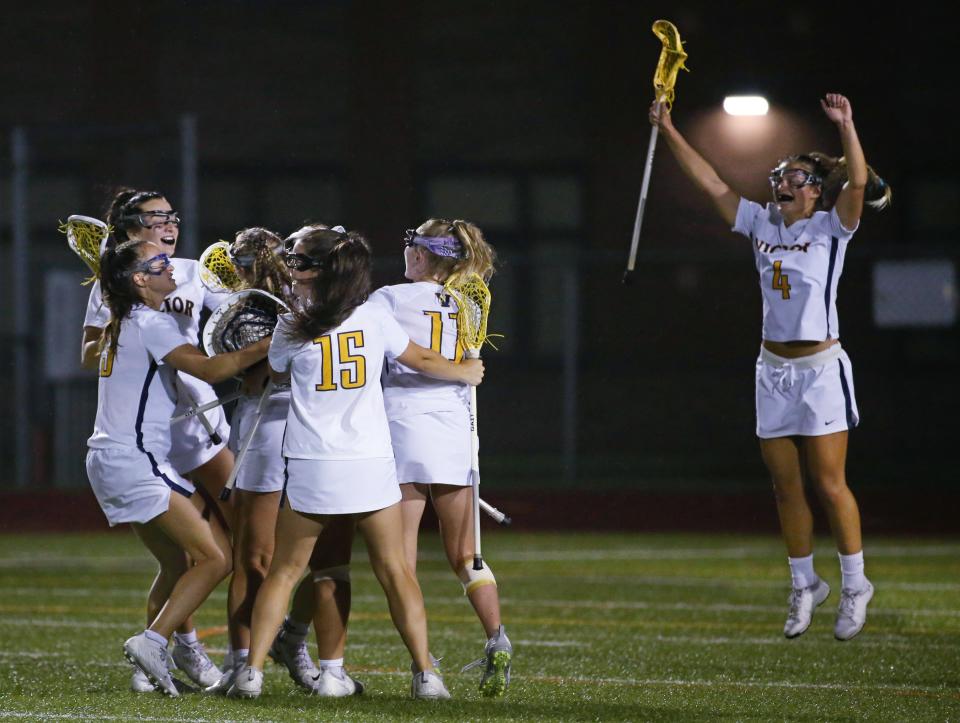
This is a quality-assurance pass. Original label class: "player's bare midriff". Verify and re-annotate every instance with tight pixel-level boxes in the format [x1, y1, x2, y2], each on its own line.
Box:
[762, 338, 839, 359]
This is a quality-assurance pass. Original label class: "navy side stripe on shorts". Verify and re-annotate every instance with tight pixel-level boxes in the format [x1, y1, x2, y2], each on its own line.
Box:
[135, 361, 191, 497]
[824, 236, 840, 337]
[838, 358, 855, 429]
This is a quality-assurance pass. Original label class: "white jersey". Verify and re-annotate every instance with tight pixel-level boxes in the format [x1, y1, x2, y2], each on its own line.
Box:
[268, 301, 410, 460]
[733, 199, 858, 342]
[87, 306, 188, 456]
[85, 258, 230, 341]
[85, 258, 231, 408]
[368, 282, 469, 418]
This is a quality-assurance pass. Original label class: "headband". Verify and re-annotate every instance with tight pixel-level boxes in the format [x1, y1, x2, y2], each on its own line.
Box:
[406, 231, 464, 259]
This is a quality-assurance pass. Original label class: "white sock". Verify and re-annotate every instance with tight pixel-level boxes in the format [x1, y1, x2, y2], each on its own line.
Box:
[839, 551, 867, 592]
[788, 554, 818, 589]
[318, 657, 343, 670]
[282, 617, 309, 645]
[173, 630, 198, 646]
[144, 629, 167, 646]
[234, 648, 249, 669]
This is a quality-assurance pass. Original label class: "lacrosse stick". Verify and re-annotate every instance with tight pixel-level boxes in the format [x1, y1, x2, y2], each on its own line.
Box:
[199, 240, 247, 293]
[479, 498, 512, 526]
[444, 272, 495, 569]
[171, 390, 244, 424]
[203, 288, 290, 500]
[202, 288, 288, 358]
[59, 215, 111, 285]
[177, 380, 223, 446]
[623, 19, 689, 284]
[221, 380, 273, 501]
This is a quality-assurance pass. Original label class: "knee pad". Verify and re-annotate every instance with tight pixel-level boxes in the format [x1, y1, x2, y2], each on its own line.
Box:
[313, 564, 351, 584]
[458, 562, 496, 595]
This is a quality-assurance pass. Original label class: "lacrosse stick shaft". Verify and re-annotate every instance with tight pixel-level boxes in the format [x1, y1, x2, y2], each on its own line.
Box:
[221, 381, 273, 501]
[479, 497, 511, 526]
[179, 384, 222, 446]
[466, 350, 484, 570]
[623, 123, 660, 282]
[171, 390, 243, 424]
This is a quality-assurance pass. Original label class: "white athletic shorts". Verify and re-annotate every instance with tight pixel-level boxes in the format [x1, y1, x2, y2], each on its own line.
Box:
[229, 391, 290, 494]
[283, 457, 401, 515]
[86, 447, 195, 527]
[389, 410, 472, 486]
[755, 344, 859, 439]
[168, 377, 230, 475]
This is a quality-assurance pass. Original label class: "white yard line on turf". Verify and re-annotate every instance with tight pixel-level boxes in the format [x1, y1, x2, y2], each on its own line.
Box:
[0, 715, 259, 722]
[330, 670, 960, 696]
[496, 597, 960, 618]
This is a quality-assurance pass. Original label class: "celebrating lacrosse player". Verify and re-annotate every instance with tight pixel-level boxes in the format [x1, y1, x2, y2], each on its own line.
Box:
[85, 239, 270, 696]
[649, 94, 891, 640]
[226, 225, 483, 701]
[79, 188, 233, 690]
[206, 227, 362, 697]
[368, 218, 512, 696]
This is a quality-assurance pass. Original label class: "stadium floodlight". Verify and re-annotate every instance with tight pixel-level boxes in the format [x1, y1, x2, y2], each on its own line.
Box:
[723, 95, 769, 116]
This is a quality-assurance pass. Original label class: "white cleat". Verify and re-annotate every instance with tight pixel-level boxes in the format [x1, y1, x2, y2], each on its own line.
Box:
[835, 580, 874, 641]
[411, 669, 451, 700]
[226, 665, 263, 699]
[204, 663, 241, 696]
[268, 631, 320, 690]
[130, 666, 156, 693]
[310, 667, 364, 697]
[479, 626, 513, 697]
[783, 579, 831, 638]
[172, 639, 221, 688]
[123, 633, 178, 697]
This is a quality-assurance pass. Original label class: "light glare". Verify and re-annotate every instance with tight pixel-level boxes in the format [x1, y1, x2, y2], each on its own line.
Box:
[723, 96, 769, 116]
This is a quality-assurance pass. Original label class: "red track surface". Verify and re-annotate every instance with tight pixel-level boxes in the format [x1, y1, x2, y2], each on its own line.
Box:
[0, 489, 956, 535]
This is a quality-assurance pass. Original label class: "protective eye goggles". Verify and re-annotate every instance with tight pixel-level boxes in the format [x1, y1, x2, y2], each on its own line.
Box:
[230, 253, 258, 269]
[123, 211, 181, 229]
[768, 167, 822, 189]
[283, 252, 324, 271]
[131, 253, 172, 276]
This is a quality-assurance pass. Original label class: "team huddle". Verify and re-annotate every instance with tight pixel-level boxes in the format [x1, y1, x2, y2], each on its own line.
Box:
[76, 91, 891, 703]
[78, 191, 508, 701]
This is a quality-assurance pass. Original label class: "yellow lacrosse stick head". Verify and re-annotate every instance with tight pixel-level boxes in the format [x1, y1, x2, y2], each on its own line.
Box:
[651, 19, 689, 110]
[443, 272, 492, 358]
[59, 215, 111, 285]
[199, 241, 247, 292]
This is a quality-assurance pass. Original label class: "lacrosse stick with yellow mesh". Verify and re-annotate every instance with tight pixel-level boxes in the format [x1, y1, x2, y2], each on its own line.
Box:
[59, 215, 111, 285]
[443, 272, 511, 568]
[623, 19, 689, 284]
[199, 241, 247, 293]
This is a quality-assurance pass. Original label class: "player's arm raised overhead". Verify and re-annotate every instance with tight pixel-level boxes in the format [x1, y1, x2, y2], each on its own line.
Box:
[649, 100, 740, 227]
[822, 93, 867, 231]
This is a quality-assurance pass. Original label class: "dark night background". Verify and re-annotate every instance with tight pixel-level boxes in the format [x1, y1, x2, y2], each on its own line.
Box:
[0, 2, 956, 531]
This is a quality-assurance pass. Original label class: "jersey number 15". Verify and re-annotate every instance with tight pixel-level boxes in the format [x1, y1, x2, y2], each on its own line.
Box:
[312, 331, 366, 391]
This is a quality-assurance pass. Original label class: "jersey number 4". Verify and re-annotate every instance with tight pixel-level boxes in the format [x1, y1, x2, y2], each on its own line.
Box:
[772, 260, 792, 300]
[312, 331, 366, 391]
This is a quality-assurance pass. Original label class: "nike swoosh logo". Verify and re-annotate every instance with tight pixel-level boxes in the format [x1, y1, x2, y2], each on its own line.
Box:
[824, 420, 836, 425]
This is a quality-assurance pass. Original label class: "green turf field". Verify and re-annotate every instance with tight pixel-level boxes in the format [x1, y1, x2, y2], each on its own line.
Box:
[0, 531, 957, 721]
